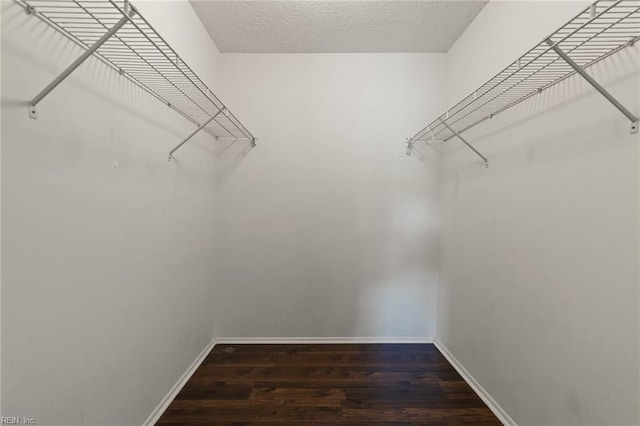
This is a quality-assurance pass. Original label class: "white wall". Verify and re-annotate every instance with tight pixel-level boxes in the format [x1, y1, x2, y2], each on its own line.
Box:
[213, 53, 445, 339]
[1, 1, 224, 424]
[6, 0, 636, 424]
[436, 1, 640, 425]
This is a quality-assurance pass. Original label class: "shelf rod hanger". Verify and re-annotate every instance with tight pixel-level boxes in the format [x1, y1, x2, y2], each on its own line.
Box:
[439, 118, 489, 167]
[28, 7, 134, 119]
[545, 37, 638, 134]
[169, 108, 225, 160]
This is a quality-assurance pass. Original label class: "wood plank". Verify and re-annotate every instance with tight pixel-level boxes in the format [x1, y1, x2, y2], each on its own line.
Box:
[342, 407, 501, 424]
[172, 381, 253, 400]
[349, 368, 441, 385]
[341, 397, 490, 409]
[344, 384, 448, 401]
[251, 386, 345, 401]
[191, 366, 354, 383]
[275, 352, 448, 367]
[159, 406, 342, 423]
[156, 343, 500, 424]
[165, 399, 286, 409]
[202, 352, 276, 367]
[250, 386, 345, 407]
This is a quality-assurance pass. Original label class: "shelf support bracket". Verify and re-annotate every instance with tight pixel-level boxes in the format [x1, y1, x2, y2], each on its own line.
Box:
[405, 138, 413, 155]
[168, 109, 224, 160]
[546, 38, 638, 134]
[406, 125, 437, 155]
[28, 12, 132, 119]
[439, 119, 489, 167]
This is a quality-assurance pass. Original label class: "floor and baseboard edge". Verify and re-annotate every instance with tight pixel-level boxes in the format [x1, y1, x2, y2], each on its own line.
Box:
[433, 338, 517, 426]
[142, 338, 217, 426]
[144, 337, 510, 426]
[215, 336, 434, 344]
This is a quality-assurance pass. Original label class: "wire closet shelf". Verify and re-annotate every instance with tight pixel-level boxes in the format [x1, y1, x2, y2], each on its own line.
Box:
[17, 0, 256, 158]
[406, 0, 640, 166]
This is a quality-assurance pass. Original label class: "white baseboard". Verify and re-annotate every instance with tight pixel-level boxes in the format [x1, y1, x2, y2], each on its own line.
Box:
[142, 338, 216, 426]
[142, 336, 431, 424]
[433, 339, 516, 426]
[215, 336, 434, 344]
[145, 337, 514, 426]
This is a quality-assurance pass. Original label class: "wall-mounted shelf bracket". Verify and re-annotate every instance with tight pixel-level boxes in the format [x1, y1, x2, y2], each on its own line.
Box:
[546, 37, 638, 134]
[406, 126, 438, 156]
[27, 6, 134, 119]
[405, 137, 413, 156]
[168, 108, 225, 161]
[440, 119, 489, 167]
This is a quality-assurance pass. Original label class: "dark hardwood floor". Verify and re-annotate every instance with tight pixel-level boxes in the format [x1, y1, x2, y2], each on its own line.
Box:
[157, 343, 500, 425]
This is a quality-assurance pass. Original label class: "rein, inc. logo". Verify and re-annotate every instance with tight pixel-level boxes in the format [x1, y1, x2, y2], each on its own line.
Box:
[1, 418, 36, 425]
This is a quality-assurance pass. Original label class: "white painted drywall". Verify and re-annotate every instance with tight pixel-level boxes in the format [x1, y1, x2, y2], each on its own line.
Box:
[1, 1, 224, 424]
[7, 1, 636, 424]
[213, 53, 445, 339]
[436, 1, 640, 425]
[0, 3, 3, 415]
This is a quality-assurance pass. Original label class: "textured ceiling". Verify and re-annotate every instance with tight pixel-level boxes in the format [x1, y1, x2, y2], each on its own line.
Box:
[190, 1, 488, 53]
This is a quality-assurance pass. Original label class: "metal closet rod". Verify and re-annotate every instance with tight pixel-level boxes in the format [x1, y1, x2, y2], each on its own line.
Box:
[406, 0, 640, 165]
[21, 0, 256, 158]
[169, 108, 224, 160]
